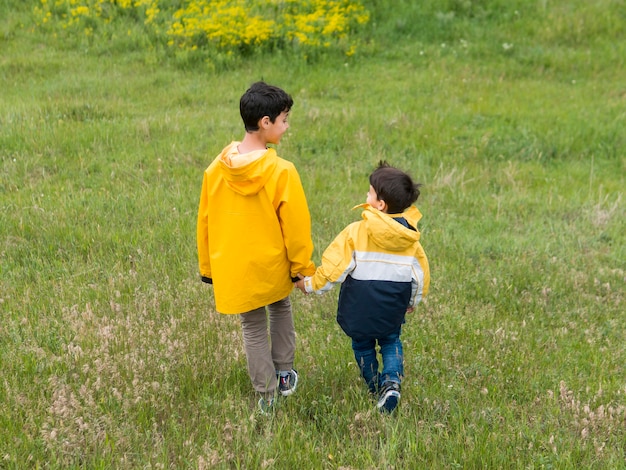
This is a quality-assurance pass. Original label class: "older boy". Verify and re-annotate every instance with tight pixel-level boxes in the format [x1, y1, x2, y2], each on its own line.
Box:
[197, 81, 315, 413]
[296, 161, 430, 413]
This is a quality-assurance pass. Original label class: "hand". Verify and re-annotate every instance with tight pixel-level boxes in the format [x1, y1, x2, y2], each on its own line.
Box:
[294, 278, 307, 294]
[406, 306, 414, 313]
[293, 273, 308, 294]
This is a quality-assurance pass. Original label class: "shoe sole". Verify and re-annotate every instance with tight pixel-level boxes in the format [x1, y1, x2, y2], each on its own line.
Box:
[279, 371, 298, 397]
[377, 390, 400, 413]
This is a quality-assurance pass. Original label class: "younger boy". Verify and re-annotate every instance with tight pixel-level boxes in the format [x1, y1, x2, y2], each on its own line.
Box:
[197, 81, 315, 413]
[296, 161, 429, 413]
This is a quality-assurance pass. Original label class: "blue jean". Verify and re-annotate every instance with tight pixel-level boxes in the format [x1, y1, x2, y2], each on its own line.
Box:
[351, 328, 403, 393]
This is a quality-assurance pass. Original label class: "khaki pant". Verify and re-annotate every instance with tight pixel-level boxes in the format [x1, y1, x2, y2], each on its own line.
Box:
[239, 296, 295, 397]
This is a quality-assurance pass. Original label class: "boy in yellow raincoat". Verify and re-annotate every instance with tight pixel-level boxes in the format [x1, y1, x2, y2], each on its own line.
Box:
[197, 82, 315, 413]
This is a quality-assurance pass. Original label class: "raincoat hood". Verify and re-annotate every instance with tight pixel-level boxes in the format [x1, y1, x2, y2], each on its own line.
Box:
[355, 204, 422, 252]
[218, 141, 278, 196]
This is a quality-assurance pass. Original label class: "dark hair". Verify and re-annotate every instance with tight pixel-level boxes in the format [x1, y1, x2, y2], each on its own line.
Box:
[369, 160, 421, 214]
[240, 81, 293, 132]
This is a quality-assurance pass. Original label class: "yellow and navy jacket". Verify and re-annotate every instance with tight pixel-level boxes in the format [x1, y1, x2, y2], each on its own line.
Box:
[303, 204, 430, 340]
[197, 142, 315, 314]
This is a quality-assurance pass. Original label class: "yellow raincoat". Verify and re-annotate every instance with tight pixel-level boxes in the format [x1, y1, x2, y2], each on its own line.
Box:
[303, 204, 429, 339]
[197, 142, 315, 314]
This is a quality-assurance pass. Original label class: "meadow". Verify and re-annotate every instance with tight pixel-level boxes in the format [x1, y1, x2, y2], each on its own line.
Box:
[1, 0, 625, 468]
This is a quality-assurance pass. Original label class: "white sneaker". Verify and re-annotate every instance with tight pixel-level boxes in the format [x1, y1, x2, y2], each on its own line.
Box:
[258, 397, 275, 415]
[278, 369, 298, 397]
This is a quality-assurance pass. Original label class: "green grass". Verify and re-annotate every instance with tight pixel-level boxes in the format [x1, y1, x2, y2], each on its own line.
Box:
[1, 0, 625, 468]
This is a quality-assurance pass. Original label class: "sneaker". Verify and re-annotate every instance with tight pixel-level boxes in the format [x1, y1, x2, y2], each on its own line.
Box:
[278, 369, 298, 397]
[258, 397, 275, 415]
[367, 373, 380, 395]
[377, 381, 401, 413]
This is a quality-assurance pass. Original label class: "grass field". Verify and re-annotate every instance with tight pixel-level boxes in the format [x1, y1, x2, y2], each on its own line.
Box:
[1, 0, 625, 468]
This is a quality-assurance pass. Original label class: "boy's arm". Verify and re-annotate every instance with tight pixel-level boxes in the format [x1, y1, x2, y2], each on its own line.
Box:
[196, 171, 212, 282]
[408, 279, 418, 309]
[408, 248, 430, 307]
[277, 167, 316, 278]
[304, 224, 356, 294]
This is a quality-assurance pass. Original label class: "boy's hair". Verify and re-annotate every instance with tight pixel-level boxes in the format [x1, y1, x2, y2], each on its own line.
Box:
[240, 81, 294, 132]
[369, 160, 421, 214]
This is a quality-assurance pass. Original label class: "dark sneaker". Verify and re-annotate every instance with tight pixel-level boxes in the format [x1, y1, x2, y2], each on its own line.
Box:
[377, 381, 401, 413]
[258, 397, 275, 415]
[278, 369, 298, 397]
[367, 373, 380, 395]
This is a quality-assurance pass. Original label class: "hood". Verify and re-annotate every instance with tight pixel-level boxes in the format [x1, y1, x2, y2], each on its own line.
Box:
[217, 141, 278, 196]
[354, 204, 422, 252]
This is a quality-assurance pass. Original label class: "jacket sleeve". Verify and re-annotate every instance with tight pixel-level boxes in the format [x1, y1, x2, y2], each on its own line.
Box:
[306, 224, 357, 293]
[276, 166, 316, 278]
[196, 171, 212, 280]
[409, 278, 418, 308]
[409, 246, 430, 306]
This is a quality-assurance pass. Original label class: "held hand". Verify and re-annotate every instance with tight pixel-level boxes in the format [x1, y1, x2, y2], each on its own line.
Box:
[406, 306, 414, 313]
[294, 278, 307, 294]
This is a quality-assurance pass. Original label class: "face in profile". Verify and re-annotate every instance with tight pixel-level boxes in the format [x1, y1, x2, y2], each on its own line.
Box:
[264, 110, 290, 145]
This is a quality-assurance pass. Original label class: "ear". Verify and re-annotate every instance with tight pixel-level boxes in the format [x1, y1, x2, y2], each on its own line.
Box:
[259, 116, 271, 129]
[376, 199, 387, 212]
